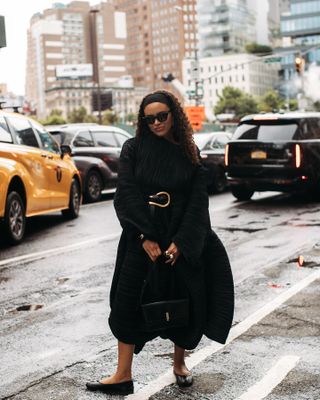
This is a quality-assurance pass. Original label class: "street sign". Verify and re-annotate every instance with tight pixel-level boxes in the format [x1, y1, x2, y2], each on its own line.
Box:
[264, 57, 282, 64]
[185, 106, 205, 131]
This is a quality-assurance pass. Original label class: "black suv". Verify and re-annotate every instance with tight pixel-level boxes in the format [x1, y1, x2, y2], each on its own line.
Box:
[226, 112, 320, 200]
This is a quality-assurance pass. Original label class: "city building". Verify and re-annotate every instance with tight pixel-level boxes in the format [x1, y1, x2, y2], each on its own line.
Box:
[183, 53, 280, 111]
[273, 0, 320, 98]
[112, 0, 198, 92]
[268, 0, 291, 46]
[247, 0, 269, 45]
[197, 0, 256, 58]
[25, 1, 128, 119]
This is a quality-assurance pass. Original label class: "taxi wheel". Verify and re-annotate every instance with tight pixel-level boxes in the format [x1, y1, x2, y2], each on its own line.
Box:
[84, 170, 102, 203]
[62, 179, 80, 219]
[4, 191, 26, 245]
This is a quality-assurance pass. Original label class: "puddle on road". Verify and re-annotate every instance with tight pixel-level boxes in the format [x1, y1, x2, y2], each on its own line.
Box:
[8, 304, 44, 313]
[219, 227, 266, 233]
[56, 277, 69, 284]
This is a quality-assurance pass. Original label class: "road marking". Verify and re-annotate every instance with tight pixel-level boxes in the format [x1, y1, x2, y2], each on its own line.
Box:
[0, 233, 121, 267]
[126, 269, 320, 400]
[236, 355, 300, 400]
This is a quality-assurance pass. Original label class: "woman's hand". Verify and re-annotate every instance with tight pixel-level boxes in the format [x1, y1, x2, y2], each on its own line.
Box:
[142, 240, 162, 262]
[164, 242, 180, 266]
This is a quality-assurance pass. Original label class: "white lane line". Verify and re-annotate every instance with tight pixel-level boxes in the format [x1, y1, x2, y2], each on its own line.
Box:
[236, 355, 300, 400]
[126, 269, 320, 400]
[0, 233, 121, 267]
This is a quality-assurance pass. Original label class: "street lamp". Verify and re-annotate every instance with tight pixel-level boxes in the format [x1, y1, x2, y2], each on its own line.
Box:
[89, 9, 102, 124]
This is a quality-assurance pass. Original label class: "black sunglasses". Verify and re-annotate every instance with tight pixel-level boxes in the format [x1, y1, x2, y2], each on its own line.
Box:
[143, 111, 171, 125]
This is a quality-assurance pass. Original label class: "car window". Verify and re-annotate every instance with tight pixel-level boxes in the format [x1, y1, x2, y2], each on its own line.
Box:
[234, 123, 299, 141]
[114, 132, 129, 146]
[307, 118, 320, 139]
[91, 131, 117, 147]
[39, 131, 60, 154]
[0, 116, 12, 143]
[31, 121, 60, 154]
[210, 134, 230, 149]
[193, 135, 211, 150]
[8, 116, 39, 148]
[73, 130, 94, 147]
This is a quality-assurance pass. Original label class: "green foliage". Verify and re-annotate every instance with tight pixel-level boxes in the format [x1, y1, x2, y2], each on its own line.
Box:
[67, 107, 98, 123]
[313, 101, 320, 111]
[102, 109, 118, 125]
[40, 109, 66, 126]
[287, 99, 298, 111]
[126, 113, 136, 123]
[258, 91, 299, 112]
[258, 90, 283, 113]
[214, 86, 258, 120]
[245, 42, 273, 54]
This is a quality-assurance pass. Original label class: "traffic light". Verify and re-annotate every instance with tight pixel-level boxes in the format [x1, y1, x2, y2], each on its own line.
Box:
[295, 56, 304, 75]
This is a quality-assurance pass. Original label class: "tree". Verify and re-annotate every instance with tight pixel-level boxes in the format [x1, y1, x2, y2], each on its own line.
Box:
[258, 90, 283, 113]
[214, 86, 258, 120]
[245, 42, 273, 55]
[287, 99, 298, 111]
[67, 107, 97, 123]
[102, 109, 118, 125]
[41, 109, 66, 125]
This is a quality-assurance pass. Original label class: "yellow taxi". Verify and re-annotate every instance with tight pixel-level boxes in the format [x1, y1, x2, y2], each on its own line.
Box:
[0, 111, 81, 244]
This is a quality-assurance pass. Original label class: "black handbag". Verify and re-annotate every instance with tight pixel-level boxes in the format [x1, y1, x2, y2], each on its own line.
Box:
[142, 297, 189, 332]
[141, 258, 189, 332]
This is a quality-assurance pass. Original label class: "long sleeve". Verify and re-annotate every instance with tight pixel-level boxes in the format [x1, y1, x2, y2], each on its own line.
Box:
[114, 138, 158, 241]
[172, 163, 210, 263]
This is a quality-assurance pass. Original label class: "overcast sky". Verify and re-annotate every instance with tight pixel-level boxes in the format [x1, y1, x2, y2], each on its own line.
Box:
[0, 1, 98, 96]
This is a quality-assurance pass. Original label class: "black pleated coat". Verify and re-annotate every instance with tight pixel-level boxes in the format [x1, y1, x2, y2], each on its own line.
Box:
[109, 133, 234, 354]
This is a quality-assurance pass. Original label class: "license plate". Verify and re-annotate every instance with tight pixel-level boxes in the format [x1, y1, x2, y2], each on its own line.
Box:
[251, 150, 267, 159]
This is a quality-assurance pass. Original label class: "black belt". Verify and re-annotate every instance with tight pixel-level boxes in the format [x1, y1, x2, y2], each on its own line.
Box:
[148, 191, 171, 208]
[148, 191, 171, 218]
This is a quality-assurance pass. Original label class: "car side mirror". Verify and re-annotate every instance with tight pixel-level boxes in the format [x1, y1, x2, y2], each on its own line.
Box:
[60, 144, 72, 158]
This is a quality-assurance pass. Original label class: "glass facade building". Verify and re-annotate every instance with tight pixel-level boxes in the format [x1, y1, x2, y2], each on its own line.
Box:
[281, 0, 320, 48]
[273, 0, 320, 98]
[197, 0, 256, 57]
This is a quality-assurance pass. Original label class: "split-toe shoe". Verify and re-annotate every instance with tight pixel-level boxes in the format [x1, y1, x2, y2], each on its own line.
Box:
[86, 380, 134, 395]
[174, 371, 193, 387]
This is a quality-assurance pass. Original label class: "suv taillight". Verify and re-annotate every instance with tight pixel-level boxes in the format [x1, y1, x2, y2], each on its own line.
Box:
[225, 144, 229, 167]
[295, 144, 302, 168]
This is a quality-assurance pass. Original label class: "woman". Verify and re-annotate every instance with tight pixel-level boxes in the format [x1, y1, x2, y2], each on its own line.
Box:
[86, 90, 234, 396]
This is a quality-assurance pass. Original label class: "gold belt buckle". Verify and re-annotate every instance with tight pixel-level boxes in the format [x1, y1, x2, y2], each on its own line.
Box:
[148, 191, 171, 208]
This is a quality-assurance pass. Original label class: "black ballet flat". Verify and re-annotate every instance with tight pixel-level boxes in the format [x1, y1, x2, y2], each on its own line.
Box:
[86, 380, 134, 395]
[174, 371, 193, 387]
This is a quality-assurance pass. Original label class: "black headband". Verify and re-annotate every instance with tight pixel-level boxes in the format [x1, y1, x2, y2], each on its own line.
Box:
[142, 92, 172, 110]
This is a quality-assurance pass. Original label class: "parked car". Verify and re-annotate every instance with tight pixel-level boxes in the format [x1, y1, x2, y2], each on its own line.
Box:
[225, 112, 320, 200]
[47, 124, 132, 202]
[0, 111, 81, 244]
[194, 131, 232, 193]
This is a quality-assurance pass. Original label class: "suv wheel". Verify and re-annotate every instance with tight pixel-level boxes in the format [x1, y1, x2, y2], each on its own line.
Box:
[231, 185, 254, 201]
[62, 179, 80, 219]
[84, 170, 102, 203]
[4, 191, 26, 244]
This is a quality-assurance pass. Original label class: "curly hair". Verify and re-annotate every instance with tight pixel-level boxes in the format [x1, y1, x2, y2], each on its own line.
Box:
[136, 90, 200, 165]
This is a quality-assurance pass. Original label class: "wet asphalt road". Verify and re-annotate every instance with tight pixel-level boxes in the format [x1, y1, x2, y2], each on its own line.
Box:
[0, 191, 319, 400]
